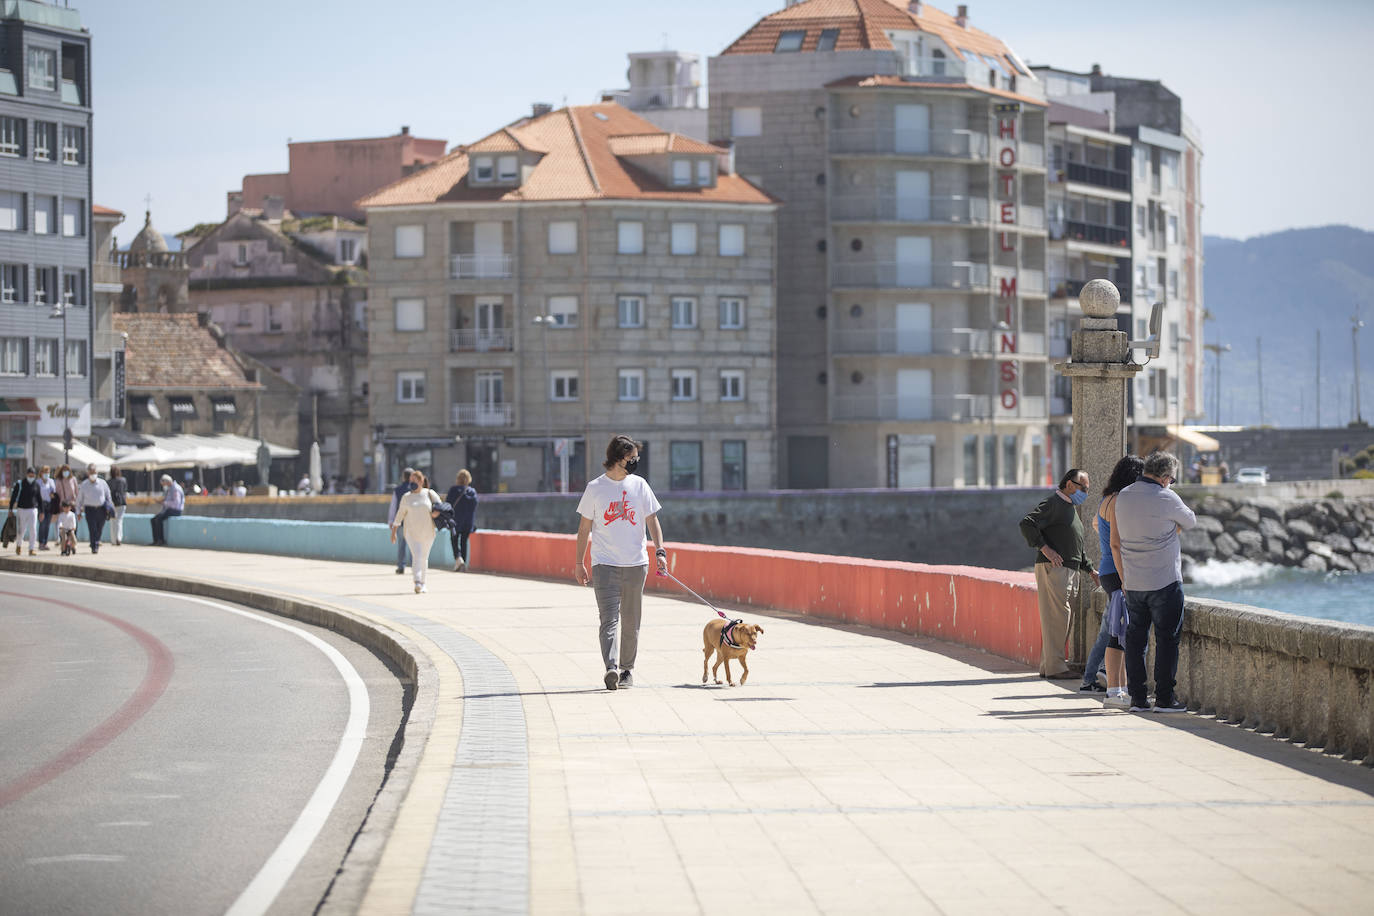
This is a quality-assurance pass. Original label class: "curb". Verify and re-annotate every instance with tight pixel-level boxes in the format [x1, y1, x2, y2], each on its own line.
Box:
[0, 555, 438, 914]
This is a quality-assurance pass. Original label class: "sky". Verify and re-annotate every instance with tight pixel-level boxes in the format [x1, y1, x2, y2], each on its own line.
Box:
[78, 0, 1374, 245]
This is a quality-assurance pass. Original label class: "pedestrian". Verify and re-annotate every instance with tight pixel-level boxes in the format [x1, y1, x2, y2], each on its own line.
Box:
[446, 469, 479, 572]
[387, 467, 415, 574]
[391, 470, 441, 594]
[233, 479, 248, 497]
[75, 463, 113, 555]
[7, 466, 40, 556]
[53, 463, 77, 520]
[1112, 451, 1197, 713]
[1218, 459, 1230, 484]
[108, 466, 128, 545]
[57, 500, 77, 555]
[151, 473, 185, 546]
[1019, 467, 1099, 679]
[574, 435, 668, 691]
[36, 465, 55, 550]
[1081, 454, 1144, 708]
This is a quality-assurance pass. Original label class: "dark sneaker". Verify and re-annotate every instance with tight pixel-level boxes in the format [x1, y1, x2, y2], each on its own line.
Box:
[618, 671, 634, 689]
[604, 670, 619, 691]
[1078, 682, 1106, 693]
[1153, 699, 1187, 714]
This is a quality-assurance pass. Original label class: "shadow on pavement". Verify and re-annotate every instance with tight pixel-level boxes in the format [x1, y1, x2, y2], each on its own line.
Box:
[862, 675, 1042, 688]
[984, 708, 1119, 720]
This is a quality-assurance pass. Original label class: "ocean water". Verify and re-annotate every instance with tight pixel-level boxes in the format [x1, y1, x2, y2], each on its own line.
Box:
[1187, 559, 1374, 629]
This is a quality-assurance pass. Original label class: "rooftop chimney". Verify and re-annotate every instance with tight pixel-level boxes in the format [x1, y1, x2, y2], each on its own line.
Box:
[956, 4, 968, 27]
[262, 195, 284, 222]
[532, 102, 553, 118]
[1090, 63, 1102, 76]
[400, 125, 410, 135]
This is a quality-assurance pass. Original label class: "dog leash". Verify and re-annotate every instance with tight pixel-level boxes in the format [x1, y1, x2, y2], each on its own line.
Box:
[656, 568, 728, 619]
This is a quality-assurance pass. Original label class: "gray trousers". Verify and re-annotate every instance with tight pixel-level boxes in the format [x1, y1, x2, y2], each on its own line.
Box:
[593, 564, 647, 672]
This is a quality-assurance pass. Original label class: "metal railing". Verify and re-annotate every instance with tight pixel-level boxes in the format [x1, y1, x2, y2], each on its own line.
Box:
[1066, 161, 1130, 192]
[832, 327, 1047, 356]
[449, 328, 513, 352]
[830, 195, 989, 224]
[830, 128, 988, 160]
[832, 393, 992, 422]
[451, 403, 514, 427]
[898, 54, 969, 80]
[1053, 219, 1131, 248]
[449, 254, 513, 279]
[832, 261, 989, 290]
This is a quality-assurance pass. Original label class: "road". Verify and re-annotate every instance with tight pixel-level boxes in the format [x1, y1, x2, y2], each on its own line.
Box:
[0, 573, 406, 916]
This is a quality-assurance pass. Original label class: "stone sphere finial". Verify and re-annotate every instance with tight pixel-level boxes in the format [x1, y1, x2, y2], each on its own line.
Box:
[1077, 279, 1120, 318]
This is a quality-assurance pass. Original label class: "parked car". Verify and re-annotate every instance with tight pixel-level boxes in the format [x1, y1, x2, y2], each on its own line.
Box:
[1234, 467, 1269, 485]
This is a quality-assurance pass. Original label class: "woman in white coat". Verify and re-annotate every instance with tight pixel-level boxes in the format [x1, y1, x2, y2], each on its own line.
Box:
[390, 470, 441, 593]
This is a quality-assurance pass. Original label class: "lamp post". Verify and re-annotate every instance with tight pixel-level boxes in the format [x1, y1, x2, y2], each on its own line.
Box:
[1204, 341, 1231, 426]
[531, 313, 557, 491]
[1353, 311, 1365, 425]
[1175, 332, 1192, 429]
[48, 300, 70, 467]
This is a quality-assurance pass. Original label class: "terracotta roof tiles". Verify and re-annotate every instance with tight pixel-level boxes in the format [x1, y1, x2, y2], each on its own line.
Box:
[115, 313, 262, 390]
[828, 74, 1047, 106]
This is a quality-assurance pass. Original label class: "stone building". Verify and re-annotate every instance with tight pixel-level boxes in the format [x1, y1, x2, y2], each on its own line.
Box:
[710, 0, 1050, 488]
[359, 102, 777, 495]
[117, 209, 189, 312]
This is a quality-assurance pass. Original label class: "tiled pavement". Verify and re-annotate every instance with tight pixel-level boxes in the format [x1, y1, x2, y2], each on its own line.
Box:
[13, 545, 1374, 915]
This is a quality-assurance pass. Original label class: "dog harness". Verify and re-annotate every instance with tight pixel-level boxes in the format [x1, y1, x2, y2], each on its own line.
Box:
[720, 619, 746, 649]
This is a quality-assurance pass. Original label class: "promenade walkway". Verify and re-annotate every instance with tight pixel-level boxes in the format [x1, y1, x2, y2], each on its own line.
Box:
[10, 545, 1374, 915]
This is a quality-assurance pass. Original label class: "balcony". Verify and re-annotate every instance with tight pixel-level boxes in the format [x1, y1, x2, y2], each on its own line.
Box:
[450, 403, 514, 427]
[996, 395, 1047, 419]
[1018, 205, 1045, 230]
[833, 261, 990, 291]
[1065, 161, 1130, 192]
[449, 254, 512, 279]
[1020, 143, 1045, 169]
[93, 260, 120, 288]
[831, 195, 989, 225]
[832, 328, 1047, 356]
[1053, 219, 1130, 249]
[449, 328, 513, 352]
[832, 393, 992, 423]
[830, 127, 988, 160]
[1049, 277, 1131, 302]
[94, 330, 126, 354]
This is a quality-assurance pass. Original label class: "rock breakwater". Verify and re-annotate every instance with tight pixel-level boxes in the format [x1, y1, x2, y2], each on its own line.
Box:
[1180, 494, 1374, 574]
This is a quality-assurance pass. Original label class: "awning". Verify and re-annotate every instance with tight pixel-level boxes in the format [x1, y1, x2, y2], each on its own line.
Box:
[115, 434, 299, 470]
[168, 395, 198, 419]
[130, 395, 161, 421]
[1168, 424, 1220, 453]
[40, 439, 116, 473]
[211, 396, 237, 415]
[0, 397, 39, 418]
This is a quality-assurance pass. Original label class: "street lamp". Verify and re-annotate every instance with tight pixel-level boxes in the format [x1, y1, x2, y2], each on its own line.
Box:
[48, 300, 71, 466]
[1204, 341, 1231, 426]
[531, 313, 557, 491]
[1353, 311, 1365, 425]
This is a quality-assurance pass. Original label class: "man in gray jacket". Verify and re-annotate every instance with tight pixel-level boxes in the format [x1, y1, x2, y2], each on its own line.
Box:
[1110, 451, 1196, 713]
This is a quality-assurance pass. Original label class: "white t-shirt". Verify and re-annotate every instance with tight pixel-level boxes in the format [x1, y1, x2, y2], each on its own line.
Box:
[577, 472, 661, 567]
[57, 510, 77, 531]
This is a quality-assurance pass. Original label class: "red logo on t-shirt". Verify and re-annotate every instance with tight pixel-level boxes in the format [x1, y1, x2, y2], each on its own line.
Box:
[603, 490, 637, 526]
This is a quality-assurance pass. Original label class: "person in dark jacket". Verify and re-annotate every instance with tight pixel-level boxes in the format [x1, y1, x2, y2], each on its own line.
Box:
[108, 466, 128, 545]
[8, 466, 40, 555]
[1019, 468, 1099, 679]
[387, 467, 415, 574]
[445, 468, 479, 571]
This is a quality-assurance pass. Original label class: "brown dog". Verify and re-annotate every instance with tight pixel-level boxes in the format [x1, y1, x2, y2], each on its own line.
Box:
[702, 617, 763, 686]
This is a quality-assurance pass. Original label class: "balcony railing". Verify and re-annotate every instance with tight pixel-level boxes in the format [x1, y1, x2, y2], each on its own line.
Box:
[996, 395, 1047, 419]
[1065, 161, 1131, 192]
[832, 393, 992, 422]
[832, 328, 1047, 356]
[93, 260, 120, 287]
[833, 261, 990, 290]
[449, 254, 513, 279]
[1019, 268, 1046, 295]
[449, 328, 513, 352]
[1049, 277, 1131, 302]
[94, 330, 125, 354]
[451, 403, 514, 427]
[830, 195, 989, 224]
[1053, 219, 1131, 248]
[830, 127, 988, 160]
[897, 54, 970, 80]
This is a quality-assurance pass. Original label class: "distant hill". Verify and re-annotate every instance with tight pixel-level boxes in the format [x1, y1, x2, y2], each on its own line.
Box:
[1202, 225, 1374, 428]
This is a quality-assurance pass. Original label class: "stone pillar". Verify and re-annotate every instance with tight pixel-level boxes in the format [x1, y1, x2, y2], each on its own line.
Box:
[1054, 279, 1142, 663]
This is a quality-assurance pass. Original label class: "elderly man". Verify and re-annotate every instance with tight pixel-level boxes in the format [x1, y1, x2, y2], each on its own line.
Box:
[1111, 451, 1197, 713]
[151, 473, 185, 546]
[74, 463, 113, 554]
[1019, 468, 1099, 679]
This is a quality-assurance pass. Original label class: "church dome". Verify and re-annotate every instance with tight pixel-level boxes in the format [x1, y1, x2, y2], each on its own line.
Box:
[128, 210, 169, 254]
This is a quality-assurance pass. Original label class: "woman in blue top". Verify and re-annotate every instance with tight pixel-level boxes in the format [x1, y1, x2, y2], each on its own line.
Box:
[1080, 454, 1143, 708]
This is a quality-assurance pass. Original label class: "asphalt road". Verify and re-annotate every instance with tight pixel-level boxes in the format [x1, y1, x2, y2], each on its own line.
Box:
[0, 573, 406, 916]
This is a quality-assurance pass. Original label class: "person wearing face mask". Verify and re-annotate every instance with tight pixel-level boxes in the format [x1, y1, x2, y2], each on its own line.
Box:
[1020, 467, 1098, 680]
[7, 466, 41, 555]
[390, 470, 441, 594]
[35, 465, 55, 550]
[53, 464, 78, 527]
[574, 435, 668, 691]
[108, 466, 128, 546]
[75, 463, 113, 554]
[151, 473, 185, 546]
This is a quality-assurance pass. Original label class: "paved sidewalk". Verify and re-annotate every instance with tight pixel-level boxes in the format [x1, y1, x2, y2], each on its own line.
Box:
[11, 545, 1374, 915]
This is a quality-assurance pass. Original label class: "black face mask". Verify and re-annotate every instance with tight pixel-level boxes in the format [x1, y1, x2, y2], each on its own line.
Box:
[624, 458, 639, 473]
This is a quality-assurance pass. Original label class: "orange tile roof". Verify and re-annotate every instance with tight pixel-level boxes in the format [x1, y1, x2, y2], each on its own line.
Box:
[358, 103, 775, 209]
[464, 128, 548, 154]
[92, 204, 124, 216]
[115, 313, 262, 390]
[828, 74, 1047, 107]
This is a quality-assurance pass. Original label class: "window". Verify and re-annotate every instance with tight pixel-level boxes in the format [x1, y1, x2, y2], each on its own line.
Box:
[617, 220, 643, 254]
[1135, 204, 1146, 238]
[1002, 435, 1017, 486]
[720, 370, 745, 401]
[497, 155, 518, 181]
[32, 121, 53, 161]
[719, 296, 745, 329]
[61, 198, 84, 237]
[33, 338, 57, 376]
[1167, 214, 1179, 245]
[34, 195, 54, 234]
[236, 304, 252, 327]
[671, 296, 697, 329]
[266, 303, 283, 332]
[61, 270, 84, 306]
[719, 223, 745, 257]
[548, 295, 578, 327]
[0, 191, 24, 231]
[1169, 321, 1180, 351]
[816, 28, 840, 51]
[394, 224, 424, 258]
[669, 441, 702, 491]
[550, 370, 579, 401]
[28, 48, 54, 90]
[722, 440, 746, 490]
[472, 157, 493, 182]
[774, 30, 805, 52]
[617, 368, 645, 401]
[394, 297, 425, 331]
[670, 222, 696, 255]
[730, 107, 762, 137]
[0, 337, 26, 375]
[1162, 150, 1180, 188]
[1, 263, 23, 303]
[65, 339, 86, 377]
[548, 220, 577, 254]
[1134, 145, 1148, 180]
[671, 368, 697, 401]
[617, 294, 644, 328]
[61, 125, 82, 164]
[338, 238, 357, 263]
[963, 435, 980, 485]
[397, 371, 426, 403]
[34, 267, 54, 305]
[696, 159, 712, 186]
[235, 243, 249, 265]
[1168, 270, 1179, 299]
[671, 159, 692, 186]
[0, 116, 22, 156]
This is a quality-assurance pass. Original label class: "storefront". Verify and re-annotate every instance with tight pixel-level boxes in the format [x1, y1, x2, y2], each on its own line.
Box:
[0, 398, 40, 492]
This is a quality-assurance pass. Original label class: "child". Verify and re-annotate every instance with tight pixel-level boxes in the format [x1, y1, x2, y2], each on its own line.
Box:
[57, 501, 77, 556]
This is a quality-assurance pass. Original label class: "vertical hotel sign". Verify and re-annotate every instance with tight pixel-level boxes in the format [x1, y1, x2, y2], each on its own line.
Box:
[995, 102, 1020, 413]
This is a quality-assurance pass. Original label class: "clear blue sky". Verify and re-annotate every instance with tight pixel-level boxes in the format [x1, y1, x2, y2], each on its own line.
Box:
[81, 0, 1373, 243]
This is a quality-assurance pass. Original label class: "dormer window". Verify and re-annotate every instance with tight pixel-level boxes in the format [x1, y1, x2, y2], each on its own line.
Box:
[695, 160, 712, 187]
[472, 157, 494, 182]
[497, 155, 518, 182]
[672, 159, 692, 186]
[774, 30, 805, 53]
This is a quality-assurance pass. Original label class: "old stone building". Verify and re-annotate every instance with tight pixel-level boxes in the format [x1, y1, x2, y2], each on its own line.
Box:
[117, 209, 189, 313]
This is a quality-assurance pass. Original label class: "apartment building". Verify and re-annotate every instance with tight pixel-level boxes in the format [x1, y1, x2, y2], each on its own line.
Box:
[710, 0, 1050, 489]
[359, 102, 777, 495]
[0, 0, 92, 489]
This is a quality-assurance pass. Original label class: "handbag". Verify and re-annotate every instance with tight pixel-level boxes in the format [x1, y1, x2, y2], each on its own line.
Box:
[1, 510, 15, 547]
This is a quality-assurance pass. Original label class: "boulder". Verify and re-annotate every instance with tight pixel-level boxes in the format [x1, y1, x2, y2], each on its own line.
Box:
[1233, 505, 1262, 527]
[1251, 498, 1284, 521]
[1306, 540, 1335, 560]
[1287, 518, 1319, 542]
[1324, 500, 1353, 523]
[1264, 537, 1289, 564]
[1300, 553, 1329, 572]
[1179, 527, 1215, 560]
[1340, 520, 1363, 539]
[1329, 553, 1358, 572]
[1194, 515, 1225, 536]
[1213, 531, 1241, 560]
[1285, 547, 1308, 565]
[1257, 517, 1288, 542]
[1352, 552, 1374, 574]
[1232, 529, 1265, 558]
[1323, 532, 1355, 555]
[1200, 497, 1237, 520]
[1353, 536, 1374, 555]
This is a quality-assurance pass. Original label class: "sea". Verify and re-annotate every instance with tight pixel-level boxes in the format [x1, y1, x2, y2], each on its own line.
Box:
[1187, 560, 1374, 629]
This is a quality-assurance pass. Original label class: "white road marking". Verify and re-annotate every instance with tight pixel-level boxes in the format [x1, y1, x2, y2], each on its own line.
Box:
[27, 854, 127, 865]
[26, 578, 370, 916]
